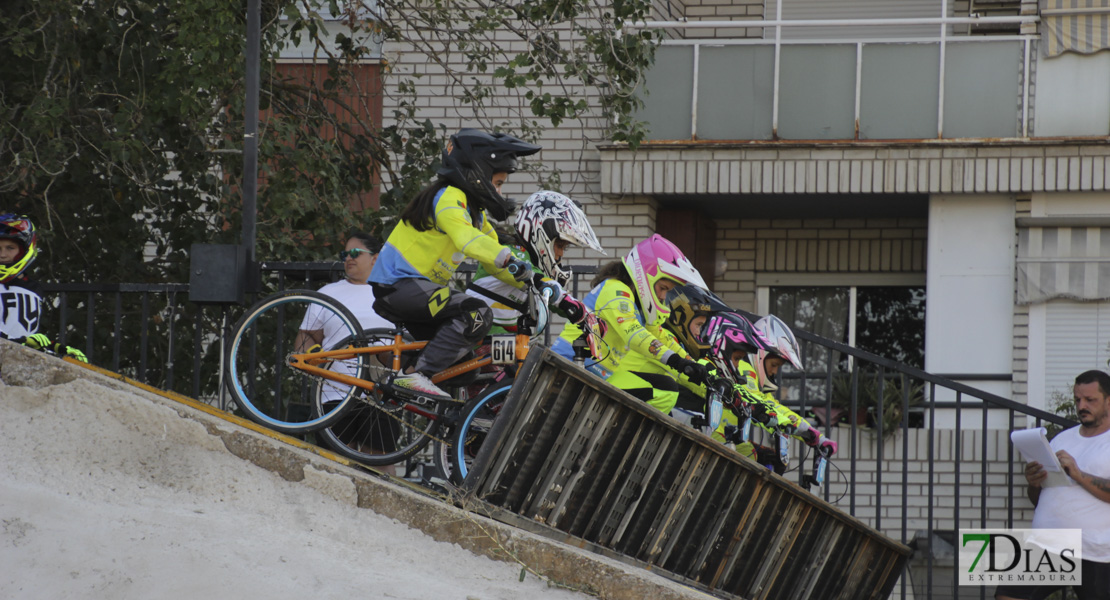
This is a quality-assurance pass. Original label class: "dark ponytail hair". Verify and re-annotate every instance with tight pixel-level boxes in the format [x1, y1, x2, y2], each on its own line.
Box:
[398, 180, 450, 232]
[592, 259, 632, 289]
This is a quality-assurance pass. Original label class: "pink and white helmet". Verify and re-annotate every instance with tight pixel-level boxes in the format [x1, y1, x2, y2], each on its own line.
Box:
[697, 312, 772, 385]
[622, 234, 707, 324]
[515, 191, 605, 286]
[753, 314, 804, 392]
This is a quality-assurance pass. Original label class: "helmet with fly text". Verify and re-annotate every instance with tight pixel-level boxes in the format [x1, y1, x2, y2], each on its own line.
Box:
[697, 311, 772, 386]
[663, 284, 732, 360]
[752, 314, 804, 393]
[436, 129, 541, 222]
[622, 234, 707, 325]
[0, 214, 37, 283]
[515, 191, 605, 287]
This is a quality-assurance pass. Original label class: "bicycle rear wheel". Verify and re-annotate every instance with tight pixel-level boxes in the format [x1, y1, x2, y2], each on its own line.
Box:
[315, 328, 446, 467]
[224, 290, 366, 435]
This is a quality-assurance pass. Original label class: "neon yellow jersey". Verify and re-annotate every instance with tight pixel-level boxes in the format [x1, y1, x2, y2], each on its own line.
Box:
[590, 279, 662, 374]
[610, 323, 704, 395]
[370, 186, 515, 287]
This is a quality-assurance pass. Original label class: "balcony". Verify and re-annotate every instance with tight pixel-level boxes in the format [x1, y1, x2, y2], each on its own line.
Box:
[632, 11, 1110, 142]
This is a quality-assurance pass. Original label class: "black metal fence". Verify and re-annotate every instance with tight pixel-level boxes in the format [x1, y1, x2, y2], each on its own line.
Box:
[35, 263, 1076, 600]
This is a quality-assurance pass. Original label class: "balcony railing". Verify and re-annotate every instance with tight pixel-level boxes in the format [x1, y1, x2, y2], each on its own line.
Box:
[629, 12, 1040, 141]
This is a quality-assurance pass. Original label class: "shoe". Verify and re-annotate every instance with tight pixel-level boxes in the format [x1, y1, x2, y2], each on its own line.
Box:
[390, 372, 453, 402]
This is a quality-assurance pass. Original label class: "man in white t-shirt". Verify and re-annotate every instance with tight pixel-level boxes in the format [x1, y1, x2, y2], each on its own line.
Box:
[997, 369, 1110, 600]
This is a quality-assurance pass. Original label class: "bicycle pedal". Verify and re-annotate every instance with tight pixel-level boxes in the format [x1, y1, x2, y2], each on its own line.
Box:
[383, 385, 440, 407]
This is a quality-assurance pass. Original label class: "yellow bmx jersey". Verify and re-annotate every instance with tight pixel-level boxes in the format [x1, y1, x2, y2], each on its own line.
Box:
[371, 186, 516, 287]
[590, 279, 661, 374]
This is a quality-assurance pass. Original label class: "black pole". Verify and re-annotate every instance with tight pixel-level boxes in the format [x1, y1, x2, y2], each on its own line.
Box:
[242, 0, 260, 290]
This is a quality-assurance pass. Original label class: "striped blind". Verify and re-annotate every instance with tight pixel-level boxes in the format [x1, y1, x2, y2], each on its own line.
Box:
[1017, 225, 1110, 303]
[1041, 0, 1110, 57]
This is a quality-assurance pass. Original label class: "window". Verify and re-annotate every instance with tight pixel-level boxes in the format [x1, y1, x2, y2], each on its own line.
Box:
[770, 285, 926, 369]
[765, 285, 926, 427]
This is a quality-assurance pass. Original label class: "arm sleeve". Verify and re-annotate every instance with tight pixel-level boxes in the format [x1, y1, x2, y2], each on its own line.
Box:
[596, 283, 673, 368]
[483, 236, 525, 287]
[434, 188, 511, 268]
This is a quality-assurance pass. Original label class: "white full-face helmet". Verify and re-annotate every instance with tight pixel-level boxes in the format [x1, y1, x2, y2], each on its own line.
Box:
[752, 314, 804, 392]
[515, 190, 605, 286]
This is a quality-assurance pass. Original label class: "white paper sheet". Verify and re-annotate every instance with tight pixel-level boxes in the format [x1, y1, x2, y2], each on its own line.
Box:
[1010, 427, 1074, 487]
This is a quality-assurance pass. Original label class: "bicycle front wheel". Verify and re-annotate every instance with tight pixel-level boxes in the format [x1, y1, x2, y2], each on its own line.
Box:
[449, 379, 514, 484]
[315, 328, 446, 467]
[224, 290, 367, 435]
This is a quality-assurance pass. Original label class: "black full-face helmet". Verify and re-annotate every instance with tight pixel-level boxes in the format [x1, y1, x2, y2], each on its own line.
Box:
[436, 129, 541, 221]
[663, 284, 732, 360]
[0, 214, 37, 283]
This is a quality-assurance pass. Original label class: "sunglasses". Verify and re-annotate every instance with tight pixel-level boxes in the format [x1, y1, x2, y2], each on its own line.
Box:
[339, 248, 374, 260]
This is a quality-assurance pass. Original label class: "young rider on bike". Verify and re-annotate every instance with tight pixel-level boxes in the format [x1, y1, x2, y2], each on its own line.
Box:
[699, 313, 838, 471]
[369, 129, 540, 401]
[600, 235, 711, 414]
[0, 214, 87, 362]
[465, 190, 602, 333]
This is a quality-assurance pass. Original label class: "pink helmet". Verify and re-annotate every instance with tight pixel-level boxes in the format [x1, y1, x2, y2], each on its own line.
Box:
[697, 312, 772, 385]
[622, 234, 707, 324]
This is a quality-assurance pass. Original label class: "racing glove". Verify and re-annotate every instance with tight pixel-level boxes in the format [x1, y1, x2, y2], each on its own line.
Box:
[503, 255, 534, 283]
[22, 333, 52, 350]
[58, 344, 88, 363]
[666, 354, 708, 385]
[815, 436, 837, 456]
[555, 294, 587, 324]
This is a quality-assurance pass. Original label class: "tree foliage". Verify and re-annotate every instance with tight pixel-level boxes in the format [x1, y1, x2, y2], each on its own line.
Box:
[0, 0, 657, 287]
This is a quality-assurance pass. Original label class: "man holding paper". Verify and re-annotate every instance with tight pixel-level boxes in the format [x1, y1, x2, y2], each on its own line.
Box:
[997, 369, 1110, 600]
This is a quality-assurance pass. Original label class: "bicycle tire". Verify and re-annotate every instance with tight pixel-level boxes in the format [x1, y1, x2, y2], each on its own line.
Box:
[449, 379, 514, 484]
[224, 289, 366, 435]
[314, 328, 446, 467]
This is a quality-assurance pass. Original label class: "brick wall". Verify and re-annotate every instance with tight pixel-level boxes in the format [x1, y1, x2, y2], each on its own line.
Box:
[711, 217, 929, 312]
[378, 13, 611, 229]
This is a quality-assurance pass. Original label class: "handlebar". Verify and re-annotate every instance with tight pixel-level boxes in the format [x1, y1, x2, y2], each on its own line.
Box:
[504, 259, 608, 361]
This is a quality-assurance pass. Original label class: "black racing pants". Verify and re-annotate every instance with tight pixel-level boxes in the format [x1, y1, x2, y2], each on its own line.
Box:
[372, 278, 493, 375]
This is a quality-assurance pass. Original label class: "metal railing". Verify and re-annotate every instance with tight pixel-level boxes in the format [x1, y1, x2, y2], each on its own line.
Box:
[37, 263, 603, 404]
[35, 264, 1076, 599]
[767, 321, 1075, 600]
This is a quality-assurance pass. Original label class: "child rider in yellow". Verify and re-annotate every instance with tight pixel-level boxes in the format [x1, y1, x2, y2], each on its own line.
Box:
[703, 314, 838, 469]
[602, 235, 710, 414]
[369, 129, 540, 401]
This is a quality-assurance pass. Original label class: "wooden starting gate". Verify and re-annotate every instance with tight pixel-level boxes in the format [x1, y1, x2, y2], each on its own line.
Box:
[462, 347, 911, 600]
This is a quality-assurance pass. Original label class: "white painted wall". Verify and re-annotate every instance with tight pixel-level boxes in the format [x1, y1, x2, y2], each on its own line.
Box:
[1034, 51, 1110, 137]
[926, 194, 1016, 427]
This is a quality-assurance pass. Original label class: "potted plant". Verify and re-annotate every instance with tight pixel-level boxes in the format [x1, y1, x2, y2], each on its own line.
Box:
[823, 370, 923, 437]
